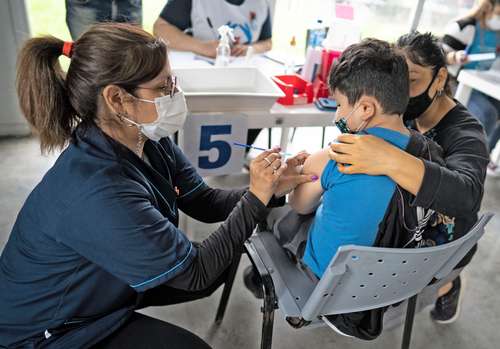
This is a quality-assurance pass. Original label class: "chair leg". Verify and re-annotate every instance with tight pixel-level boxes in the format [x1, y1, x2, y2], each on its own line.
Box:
[260, 273, 277, 349]
[401, 294, 418, 349]
[321, 127, 326, 148]
[268, 128, 273, 149]
[261, 302, 275, 349]
[214, 253, 242, 324]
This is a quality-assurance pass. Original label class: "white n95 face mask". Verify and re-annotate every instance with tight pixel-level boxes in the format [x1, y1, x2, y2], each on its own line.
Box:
[124, 90, 188, 142]
[486, 15, 500, 31]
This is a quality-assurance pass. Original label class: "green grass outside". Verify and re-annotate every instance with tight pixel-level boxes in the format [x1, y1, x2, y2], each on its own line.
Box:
[26, 0, 165, 38]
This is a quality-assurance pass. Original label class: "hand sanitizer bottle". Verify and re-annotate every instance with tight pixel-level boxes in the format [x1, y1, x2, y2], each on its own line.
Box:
[215, 25, 235, 67]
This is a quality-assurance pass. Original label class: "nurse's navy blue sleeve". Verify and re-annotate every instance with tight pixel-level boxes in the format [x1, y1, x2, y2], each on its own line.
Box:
[168, 139, 207, 202]
[59, 172, 196, 293]
[166, 139, 284, 223]
[159, 0, 193, 31]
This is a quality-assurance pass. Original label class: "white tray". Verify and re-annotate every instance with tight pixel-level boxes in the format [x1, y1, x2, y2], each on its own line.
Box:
[173, 66, 285, 112]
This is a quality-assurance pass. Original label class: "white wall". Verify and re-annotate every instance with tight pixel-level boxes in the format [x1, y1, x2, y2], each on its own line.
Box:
[0, 0, 30, 136]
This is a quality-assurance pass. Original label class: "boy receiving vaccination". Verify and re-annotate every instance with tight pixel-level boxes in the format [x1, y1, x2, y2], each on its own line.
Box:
[288, 38, 411, 278]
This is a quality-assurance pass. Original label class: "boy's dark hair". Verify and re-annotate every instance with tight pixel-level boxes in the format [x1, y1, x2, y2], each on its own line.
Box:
[328, 38, 409, 115]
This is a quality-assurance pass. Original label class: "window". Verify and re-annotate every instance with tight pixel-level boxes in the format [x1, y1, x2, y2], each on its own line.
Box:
[351, 0, 416, 41]
[26, 0, 165, 38]
[417, 0, 475, 36]
[271, 0, 418, 55]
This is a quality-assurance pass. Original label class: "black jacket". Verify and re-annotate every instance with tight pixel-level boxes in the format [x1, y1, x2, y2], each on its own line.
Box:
[331, 102, 490, 339]
[326, 130, 446, 340]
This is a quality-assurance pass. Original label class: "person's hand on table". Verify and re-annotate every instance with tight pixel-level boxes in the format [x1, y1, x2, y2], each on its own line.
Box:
[231, 44, 249, 57]
[274, 151, 318, 197]
[249, 147, 287, 205]
[196, 40, 219, 58]
[328, 134, 399, 176]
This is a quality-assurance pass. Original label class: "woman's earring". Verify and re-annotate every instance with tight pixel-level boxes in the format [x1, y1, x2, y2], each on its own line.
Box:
[136, 130, 144, 157]
[437, 89, 444, 97]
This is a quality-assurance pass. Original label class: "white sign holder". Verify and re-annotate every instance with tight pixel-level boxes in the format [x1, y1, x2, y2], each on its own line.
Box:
[180, 112, 248, 177]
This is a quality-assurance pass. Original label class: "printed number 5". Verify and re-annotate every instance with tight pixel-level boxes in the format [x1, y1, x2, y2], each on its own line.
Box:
[199, 125, 232, 169]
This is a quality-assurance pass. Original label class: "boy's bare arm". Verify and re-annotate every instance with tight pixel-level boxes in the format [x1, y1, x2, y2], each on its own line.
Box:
[288, 148, 330, 215]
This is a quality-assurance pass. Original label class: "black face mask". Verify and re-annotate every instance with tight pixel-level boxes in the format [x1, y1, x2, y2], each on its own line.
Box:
[403, 70, 440, 123]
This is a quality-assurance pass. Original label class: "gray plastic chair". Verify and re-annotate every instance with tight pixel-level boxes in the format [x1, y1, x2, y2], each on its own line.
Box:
[237, 212, 494, 349]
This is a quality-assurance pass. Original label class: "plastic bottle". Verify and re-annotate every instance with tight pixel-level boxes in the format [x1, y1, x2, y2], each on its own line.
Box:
[307, 19, 327, 49]
[244, 45, 254, 65]
[284, 36, 297, 74]
[215, 25, 235, 67]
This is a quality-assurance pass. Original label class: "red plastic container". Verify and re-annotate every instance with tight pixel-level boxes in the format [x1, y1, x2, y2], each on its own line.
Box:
[314, 78, 330, 99]
[272, 74, 314, 105]
[320, 49, 342, 82]
[311, 49, 342, 100]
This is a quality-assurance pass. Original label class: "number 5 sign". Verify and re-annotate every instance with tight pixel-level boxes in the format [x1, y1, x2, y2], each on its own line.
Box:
[180, 112, 248, 176]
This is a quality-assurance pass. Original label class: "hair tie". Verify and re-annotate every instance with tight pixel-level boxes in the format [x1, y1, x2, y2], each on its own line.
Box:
[62, 41, 74, 58]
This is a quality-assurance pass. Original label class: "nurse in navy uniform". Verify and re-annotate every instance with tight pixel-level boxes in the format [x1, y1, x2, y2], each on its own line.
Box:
[0, 23, 314, 348]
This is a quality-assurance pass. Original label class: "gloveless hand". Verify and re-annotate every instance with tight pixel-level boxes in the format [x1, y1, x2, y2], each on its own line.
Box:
[274, 151, 318, 197]
[328, 134, 398, 175]
[249, 147, 287, 205]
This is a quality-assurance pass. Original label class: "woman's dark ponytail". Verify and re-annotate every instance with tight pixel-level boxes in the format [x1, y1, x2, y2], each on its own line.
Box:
[16, 23, 167, 154]
[16, 36, 75, 154]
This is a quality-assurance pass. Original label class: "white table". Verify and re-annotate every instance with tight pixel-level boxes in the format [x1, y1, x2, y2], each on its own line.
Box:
[454, 69, 500, 106]
[454, 69, 500, 166]
[168, 51, 332, 152]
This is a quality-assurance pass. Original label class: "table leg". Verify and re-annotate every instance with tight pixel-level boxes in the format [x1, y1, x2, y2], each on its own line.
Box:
[280, 127, 290, 152]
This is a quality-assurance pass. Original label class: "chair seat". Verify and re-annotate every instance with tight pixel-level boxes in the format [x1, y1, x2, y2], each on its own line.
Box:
[247, 213, 494, 322]
[236, 213, 493, 349]
[246, 232, 317, 318]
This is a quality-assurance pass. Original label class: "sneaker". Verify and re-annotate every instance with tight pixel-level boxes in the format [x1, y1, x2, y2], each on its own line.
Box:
[430, 276, 464, 324]
[243, 265, 264, 299]
[322, 315, 354, 338]
[486, 161, 500, 178]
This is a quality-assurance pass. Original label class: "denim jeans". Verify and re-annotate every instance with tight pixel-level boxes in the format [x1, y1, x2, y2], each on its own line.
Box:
[66, 0, 142, 40]
[467, 90, 500, 153]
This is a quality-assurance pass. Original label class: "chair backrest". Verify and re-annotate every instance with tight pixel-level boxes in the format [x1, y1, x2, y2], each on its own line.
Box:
[300, 213, 494, 321]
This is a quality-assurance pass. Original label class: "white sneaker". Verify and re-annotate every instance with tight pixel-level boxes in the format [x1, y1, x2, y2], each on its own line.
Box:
[321, 315, 354, 338]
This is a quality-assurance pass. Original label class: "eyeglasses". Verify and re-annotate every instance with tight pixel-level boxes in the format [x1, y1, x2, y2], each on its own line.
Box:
[135, 75, 178, 98]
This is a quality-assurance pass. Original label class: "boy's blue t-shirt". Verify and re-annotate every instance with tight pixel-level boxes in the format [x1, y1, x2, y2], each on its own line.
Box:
[302, 127, 410, 278]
